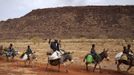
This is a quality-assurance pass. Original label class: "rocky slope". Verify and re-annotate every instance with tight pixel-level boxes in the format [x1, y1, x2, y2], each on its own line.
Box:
[0, 6, 134, 40]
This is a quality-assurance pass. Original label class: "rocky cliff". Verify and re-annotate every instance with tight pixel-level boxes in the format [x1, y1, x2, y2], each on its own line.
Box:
[0, 6, 134, 40]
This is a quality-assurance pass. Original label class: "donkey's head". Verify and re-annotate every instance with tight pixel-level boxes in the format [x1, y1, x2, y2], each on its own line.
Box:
[101, 49, 109, 61]
[63, 52, 74, 63]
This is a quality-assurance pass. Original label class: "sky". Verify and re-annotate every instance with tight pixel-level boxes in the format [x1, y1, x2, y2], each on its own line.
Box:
[0, 0, 134, 21]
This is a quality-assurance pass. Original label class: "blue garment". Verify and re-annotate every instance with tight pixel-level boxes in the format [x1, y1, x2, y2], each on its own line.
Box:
[7, 47, 15, 53]
[90, 48, 97, 56]
[90, 48, 97, 61]
[7, 47, 15, 56]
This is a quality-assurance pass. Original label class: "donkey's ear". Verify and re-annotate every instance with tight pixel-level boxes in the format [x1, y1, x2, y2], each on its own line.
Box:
[70, 51, 74, 54]
[106, 49, 109, 52]
[33, 51, 36, 53]
[103, 48, 106, 51]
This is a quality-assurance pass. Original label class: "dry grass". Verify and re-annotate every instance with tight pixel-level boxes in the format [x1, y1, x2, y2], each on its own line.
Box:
[0, 39, 134, 74]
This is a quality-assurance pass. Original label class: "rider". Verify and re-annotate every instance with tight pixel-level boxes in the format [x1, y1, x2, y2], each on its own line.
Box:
[49, 39, 60, 52]
[0, 45, 3, 55]
[122, 46, 128, 60]
[90, 44, 97, 62]
[7, 44, 15, 55]
[83, 44, 97, 62]
[25, 45, 33, 60]
[123, 45, 133, 56]
[122, 45, 133, 63]
[48, 39, 63, 60]
[127, 44, 133, 62]
[123, 46, 127, 54]
[127, 44, 133, 55]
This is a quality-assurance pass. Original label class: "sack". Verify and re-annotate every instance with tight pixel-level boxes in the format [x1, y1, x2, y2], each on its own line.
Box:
[20, 52, 25, 58]
[115, 52, 123, 60]
[48, 51, 61, 60]
[121, 54, 128, 61]
[86, 55, 94, 63]
[21, 54, 28, 60]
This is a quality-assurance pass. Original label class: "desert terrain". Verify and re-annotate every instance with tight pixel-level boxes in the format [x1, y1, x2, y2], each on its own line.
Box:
[0, 5, 134, 75]
[0, 39, 134, 75]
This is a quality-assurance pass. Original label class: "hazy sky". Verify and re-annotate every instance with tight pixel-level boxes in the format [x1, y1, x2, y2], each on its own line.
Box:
[0, 0, 134, 21]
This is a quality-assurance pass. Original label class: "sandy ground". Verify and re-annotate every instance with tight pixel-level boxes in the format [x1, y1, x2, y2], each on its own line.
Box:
[0, 39, 134, 75]
[0, 57, 133, 75]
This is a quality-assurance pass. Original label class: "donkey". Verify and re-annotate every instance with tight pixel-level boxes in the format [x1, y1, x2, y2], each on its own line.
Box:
[115, 52, 134, 72]
[46, 52, 73, 72]
[20, 52, 37, 66]
[83, 49, 109, 72]
[3, 49, 19, 61]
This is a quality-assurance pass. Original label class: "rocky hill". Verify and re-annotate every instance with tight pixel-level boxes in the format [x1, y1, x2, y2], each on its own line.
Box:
[0, 6, 134, 40]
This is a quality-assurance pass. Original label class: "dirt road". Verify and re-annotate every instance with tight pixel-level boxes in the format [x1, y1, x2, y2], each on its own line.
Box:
[0, 57, 133, 75]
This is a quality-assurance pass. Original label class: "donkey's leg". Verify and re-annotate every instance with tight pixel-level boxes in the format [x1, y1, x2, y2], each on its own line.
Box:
[6, 55, 9, 61]
[63, 63, 68, 72]
[58, 64, 60, 72]
[64, 60, 73, 73]
[86, 62, 89, 71]
[11, 56, 15, 62]
[6, 57, 8, 61]
[25, 61, 27, 66]
[12, 55, 14, 60]
[31, 60, 34, 67]
[93, 63, 97, 72]
[29, 60, 33, 67]
[45, 63, 49, 70]
[98, 63, 102, 73]
[127, 65, 132, 72]
[46, 58, 50, 71]
[117, 62, 121, 71]
[28, 60, 31, 65]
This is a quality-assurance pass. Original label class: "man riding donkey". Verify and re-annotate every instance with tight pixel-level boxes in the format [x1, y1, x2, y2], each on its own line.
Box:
[26, 45, 33, 60]
[3, 44, 19, 61]
[20, 45, 33, 60]
[48, 39, 65, 60]
[7, 44, 15, 56]
[49, 39, 60, 52]
[20, 45, 37, 66]
[46, 39, 73, 72]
